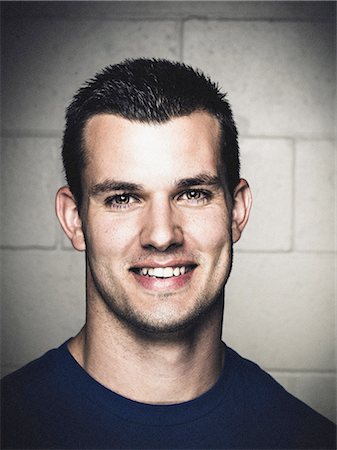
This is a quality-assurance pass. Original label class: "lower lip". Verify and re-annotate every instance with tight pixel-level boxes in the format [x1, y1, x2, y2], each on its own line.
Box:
[131, 269, 195, 291]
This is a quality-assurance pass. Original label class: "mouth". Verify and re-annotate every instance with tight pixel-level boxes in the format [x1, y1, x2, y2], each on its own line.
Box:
[130, 265, 197, 279]
[129, 263, 198, 291]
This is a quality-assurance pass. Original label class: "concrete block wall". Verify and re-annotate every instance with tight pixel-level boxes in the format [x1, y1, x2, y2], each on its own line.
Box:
[1, 2, 335, 422]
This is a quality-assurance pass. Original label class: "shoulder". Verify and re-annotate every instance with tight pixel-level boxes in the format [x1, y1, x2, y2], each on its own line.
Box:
[1, 342, 70, 448]
[2, 344, 66, 398]
[226, 346, 336, 448]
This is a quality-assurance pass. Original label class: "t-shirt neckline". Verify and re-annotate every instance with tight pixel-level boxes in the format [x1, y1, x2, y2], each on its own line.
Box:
[58, 340, 235, 426]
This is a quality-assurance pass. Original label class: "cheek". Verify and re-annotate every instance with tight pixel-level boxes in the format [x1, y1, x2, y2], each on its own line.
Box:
[186, 210, 230, 252]
[86, 216, 138, 257]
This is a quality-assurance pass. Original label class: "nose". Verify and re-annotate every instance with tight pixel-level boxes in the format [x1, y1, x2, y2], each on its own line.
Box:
[140, 198, 184, 252]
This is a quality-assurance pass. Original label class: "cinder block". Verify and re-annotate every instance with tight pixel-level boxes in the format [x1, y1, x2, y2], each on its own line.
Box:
[294, 140, 335, 251]
[2, 19, 180, 132]
[270, 372, 336, 422]
[223, 252, 335, 371]
[1, 250, 85, 368]
[183, 21, 335, 137]
[236, 138, 293, 251]
[1, 137, 64, 247]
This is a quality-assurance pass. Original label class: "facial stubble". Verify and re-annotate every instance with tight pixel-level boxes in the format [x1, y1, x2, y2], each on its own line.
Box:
[86, 243, 233, 341]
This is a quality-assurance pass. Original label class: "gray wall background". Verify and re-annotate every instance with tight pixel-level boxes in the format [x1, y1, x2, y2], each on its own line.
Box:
[1, 1, 336, 422]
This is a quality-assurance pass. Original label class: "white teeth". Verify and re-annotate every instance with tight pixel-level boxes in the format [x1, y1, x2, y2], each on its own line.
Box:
[153, 267, 164, 278]
[137, 266, 191, 278]
[163, 267, 174, 278]
[173, 267, 180, 277]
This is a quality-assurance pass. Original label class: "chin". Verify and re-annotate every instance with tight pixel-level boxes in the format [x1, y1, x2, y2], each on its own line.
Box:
[107, 293, 223, 341]
[89, 267, 224, 340]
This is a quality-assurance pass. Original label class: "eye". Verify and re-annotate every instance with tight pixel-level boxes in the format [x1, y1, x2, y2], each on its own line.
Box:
[105, 194, 139, 210]
[185, 190, 202, 200]
[177, 189, 212, 205]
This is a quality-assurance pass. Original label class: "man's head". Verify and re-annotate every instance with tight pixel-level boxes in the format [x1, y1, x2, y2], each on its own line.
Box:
[57, 59, 251, 337]
[62, 58, 240, 211]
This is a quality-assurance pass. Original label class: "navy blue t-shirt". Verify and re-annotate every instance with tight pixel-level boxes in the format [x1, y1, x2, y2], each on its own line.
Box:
[1, 341, 336, 449]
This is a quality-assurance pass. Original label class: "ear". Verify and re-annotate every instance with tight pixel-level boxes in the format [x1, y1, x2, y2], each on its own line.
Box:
[55, 186, 86, 251]
[231, 179, 252, 243]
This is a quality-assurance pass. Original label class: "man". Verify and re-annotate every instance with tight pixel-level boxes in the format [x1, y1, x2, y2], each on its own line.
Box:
[1, 58, 335, 449]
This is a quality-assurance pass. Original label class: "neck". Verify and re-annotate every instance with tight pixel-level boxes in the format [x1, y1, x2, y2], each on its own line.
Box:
[68, 294, 225, 405]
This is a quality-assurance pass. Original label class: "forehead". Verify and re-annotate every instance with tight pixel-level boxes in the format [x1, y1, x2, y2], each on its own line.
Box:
[83, 111, 221, 187]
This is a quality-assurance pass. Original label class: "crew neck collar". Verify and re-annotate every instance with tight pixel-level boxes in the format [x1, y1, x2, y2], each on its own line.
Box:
[58, 340, 235, 426]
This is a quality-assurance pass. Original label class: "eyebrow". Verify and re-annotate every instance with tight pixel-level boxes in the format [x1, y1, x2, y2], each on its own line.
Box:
[175, 173, 223, 189]
[89, 173, 223, 197]
[89, 180, 144, 197]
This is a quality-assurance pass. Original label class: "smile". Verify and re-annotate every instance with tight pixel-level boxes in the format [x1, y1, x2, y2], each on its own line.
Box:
[132, 266, 195, 279]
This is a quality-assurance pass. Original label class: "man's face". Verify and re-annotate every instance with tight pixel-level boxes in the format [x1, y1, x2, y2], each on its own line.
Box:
[80, 111, 235, 334]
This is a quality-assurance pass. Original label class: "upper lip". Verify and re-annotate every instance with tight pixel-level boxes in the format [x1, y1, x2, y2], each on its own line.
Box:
[129, 260, 198, 270]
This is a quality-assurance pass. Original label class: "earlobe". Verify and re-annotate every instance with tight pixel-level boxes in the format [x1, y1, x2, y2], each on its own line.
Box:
[231, 179, 252, 243]
[55, 186, 86, 251]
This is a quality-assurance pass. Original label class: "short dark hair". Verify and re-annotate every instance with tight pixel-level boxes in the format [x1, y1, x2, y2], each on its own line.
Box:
[62, 58, 240, 209]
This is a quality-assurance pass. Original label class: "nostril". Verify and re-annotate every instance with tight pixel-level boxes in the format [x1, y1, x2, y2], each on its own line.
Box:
[143, 240, 183, 252]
